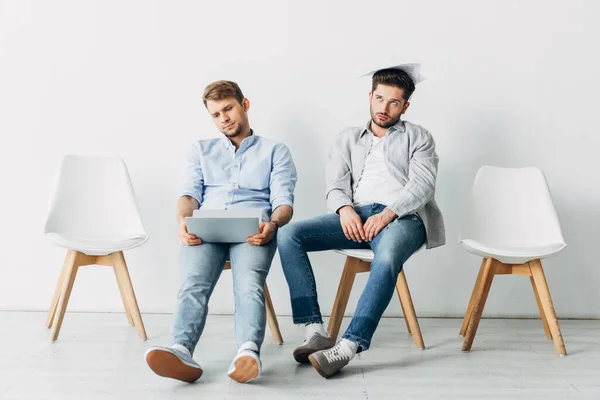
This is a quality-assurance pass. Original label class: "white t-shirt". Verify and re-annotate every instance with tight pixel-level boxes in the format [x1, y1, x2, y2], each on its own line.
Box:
[353, 134, 404, 207]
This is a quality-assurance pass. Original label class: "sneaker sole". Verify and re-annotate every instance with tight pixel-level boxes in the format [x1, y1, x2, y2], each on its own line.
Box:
[308, 354, 330, 379]
[146, 349, 203, 383]
[293, 347, 315, 364]
[228, 355, 259, 383]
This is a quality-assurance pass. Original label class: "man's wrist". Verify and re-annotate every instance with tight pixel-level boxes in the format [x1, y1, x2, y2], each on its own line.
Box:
[338, 205, 354, 215]
[382, 208, 398, 221]
[268, 220, 281, 228]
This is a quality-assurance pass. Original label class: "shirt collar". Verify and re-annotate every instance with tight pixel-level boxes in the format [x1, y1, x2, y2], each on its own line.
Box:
[360, 119, 406, 137]
[220, 129, 257, 151]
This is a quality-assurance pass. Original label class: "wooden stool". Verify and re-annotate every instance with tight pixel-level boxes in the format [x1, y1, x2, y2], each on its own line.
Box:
[327, 249, 425, 349]
[46, 250, 147, 342]
[460, 257, 566, 355]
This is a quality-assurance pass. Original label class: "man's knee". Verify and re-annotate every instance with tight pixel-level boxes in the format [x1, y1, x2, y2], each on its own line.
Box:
[178, 273, 214, 298]
[234, 277, 265, 301]
[371, 250, 403, 277]
[278, 222, 303, 246]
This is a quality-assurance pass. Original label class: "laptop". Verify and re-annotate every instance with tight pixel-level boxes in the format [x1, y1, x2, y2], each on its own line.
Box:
[185, 208, 262, 243]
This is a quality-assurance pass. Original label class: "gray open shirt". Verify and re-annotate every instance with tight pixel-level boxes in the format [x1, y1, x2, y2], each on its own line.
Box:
[325, 120, 446, 249]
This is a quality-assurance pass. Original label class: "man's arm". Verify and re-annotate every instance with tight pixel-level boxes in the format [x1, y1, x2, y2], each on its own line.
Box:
[325, 131, 353, 213]
[246, 204, 293, 246]
[177, 196, 202, 247]
[247, 144, 297, 246]
[178, 142, 204, 246]
[325, 131, 366, 242]
[176, 195, 199, 225]
[268, 143, 297, 212]
[270, 204, 293, 227]
[386, 131, 438, 218]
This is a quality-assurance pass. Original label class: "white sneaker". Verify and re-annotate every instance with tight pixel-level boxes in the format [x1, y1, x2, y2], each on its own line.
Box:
[228, 341, 262, 383]
[145, 345, 203, 383]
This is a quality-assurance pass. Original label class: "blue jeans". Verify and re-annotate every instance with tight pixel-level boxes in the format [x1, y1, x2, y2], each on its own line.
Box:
[172, 240, 277, 354]
[277, 203, 426, 351]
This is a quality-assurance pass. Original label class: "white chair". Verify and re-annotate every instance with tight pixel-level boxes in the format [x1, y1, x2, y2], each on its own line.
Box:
[44, 155, 149, 342]
[328, 248, 425, 349]
[459, 166, 567, 355]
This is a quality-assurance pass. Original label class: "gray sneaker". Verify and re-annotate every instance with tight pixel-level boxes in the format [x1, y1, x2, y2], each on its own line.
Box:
[145, 345, 203, 383]
[293, 333, 335, 363]
[308, 343, 352, 378]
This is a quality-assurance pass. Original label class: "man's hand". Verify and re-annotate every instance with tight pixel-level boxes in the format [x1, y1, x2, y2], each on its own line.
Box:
[363, 208, 397, 241]
[339, 206, 366, 242]
[247, 221, 278, 246]
[179, 219, 202, 246]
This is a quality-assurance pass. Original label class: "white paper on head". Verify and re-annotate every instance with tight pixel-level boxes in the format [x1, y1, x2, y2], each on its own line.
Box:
[361, 63, 425, 85]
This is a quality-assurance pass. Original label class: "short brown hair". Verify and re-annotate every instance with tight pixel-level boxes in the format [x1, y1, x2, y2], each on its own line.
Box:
[372, 69, 415, 101]
[203, 80, 245, 106]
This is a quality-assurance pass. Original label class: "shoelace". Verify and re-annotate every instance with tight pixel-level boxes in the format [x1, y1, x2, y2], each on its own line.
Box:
[323, 345, 349, 363]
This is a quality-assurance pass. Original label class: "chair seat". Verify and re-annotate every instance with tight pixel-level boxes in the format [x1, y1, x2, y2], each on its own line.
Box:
[334, 245, 425, 262]
[460, 239, 566, 264]
[334, 249, 375, 261]
[46, 233, 148, 256]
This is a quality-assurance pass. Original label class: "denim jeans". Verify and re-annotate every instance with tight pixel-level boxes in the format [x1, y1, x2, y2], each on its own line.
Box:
[172, 240, 277, 354]
[277, 203, 426, 351]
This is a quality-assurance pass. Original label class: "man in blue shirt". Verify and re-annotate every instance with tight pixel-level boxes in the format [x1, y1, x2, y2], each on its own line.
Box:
[145, 80, 297, 384]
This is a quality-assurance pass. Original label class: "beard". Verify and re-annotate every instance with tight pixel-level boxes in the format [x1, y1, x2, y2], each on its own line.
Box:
[222, 122, 244, 138]
[370, 106, 400, 129]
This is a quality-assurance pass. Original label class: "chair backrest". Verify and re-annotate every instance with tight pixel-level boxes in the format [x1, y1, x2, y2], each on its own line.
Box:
[460, 166, 565, 248]
[44, 155, 147, 240]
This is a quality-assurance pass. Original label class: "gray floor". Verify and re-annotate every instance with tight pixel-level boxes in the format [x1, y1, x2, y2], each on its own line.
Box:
[1, 312, 599, 399]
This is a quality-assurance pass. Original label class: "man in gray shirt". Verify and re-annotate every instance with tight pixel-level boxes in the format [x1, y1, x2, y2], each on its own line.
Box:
[277, 65, 445, 378]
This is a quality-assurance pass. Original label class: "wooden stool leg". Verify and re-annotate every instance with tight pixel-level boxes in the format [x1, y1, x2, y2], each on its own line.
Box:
[327, 257, 359, 341]
[529, 260, 566, 355]
[45, 251, 72, 329]
[112, 252, 147, 341]
[462, 257, 496, 352]
[396, 269, 425, 350]
[113, 265, 134, 326]
[460, 258, 487, 337]
[530, 276, 552, 339]
[264, 283, 283, 345]
[50, 251, 80, 342]
[398, 291, 412, 335]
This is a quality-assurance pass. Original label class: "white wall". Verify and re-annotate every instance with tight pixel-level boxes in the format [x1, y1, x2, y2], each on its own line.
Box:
[1, 0, 599, 319]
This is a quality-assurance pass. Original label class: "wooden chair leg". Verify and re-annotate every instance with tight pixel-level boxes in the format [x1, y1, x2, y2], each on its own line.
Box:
[462, 257, 496, 352]
[113, 264, 134, 326]
[398, 290, 412, 335]
[327, 257, 359, 342]
[264, 283, 283, 345]
[396, 269, 425, 350]
[46, 251, 72, 329]
[50, 251, 81, 342]
[530, 276, 552, 339]
[112, 252, 147, 341]
[460, 258, 487, 337]
[529, 259, 566, 355]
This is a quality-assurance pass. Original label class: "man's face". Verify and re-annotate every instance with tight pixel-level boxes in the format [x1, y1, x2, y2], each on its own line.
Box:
[369, 84, 410, 129]
[206, 97, 250, 138]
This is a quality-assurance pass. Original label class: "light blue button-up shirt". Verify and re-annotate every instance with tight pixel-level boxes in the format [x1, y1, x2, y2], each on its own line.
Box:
[180, 132, 297, 221]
